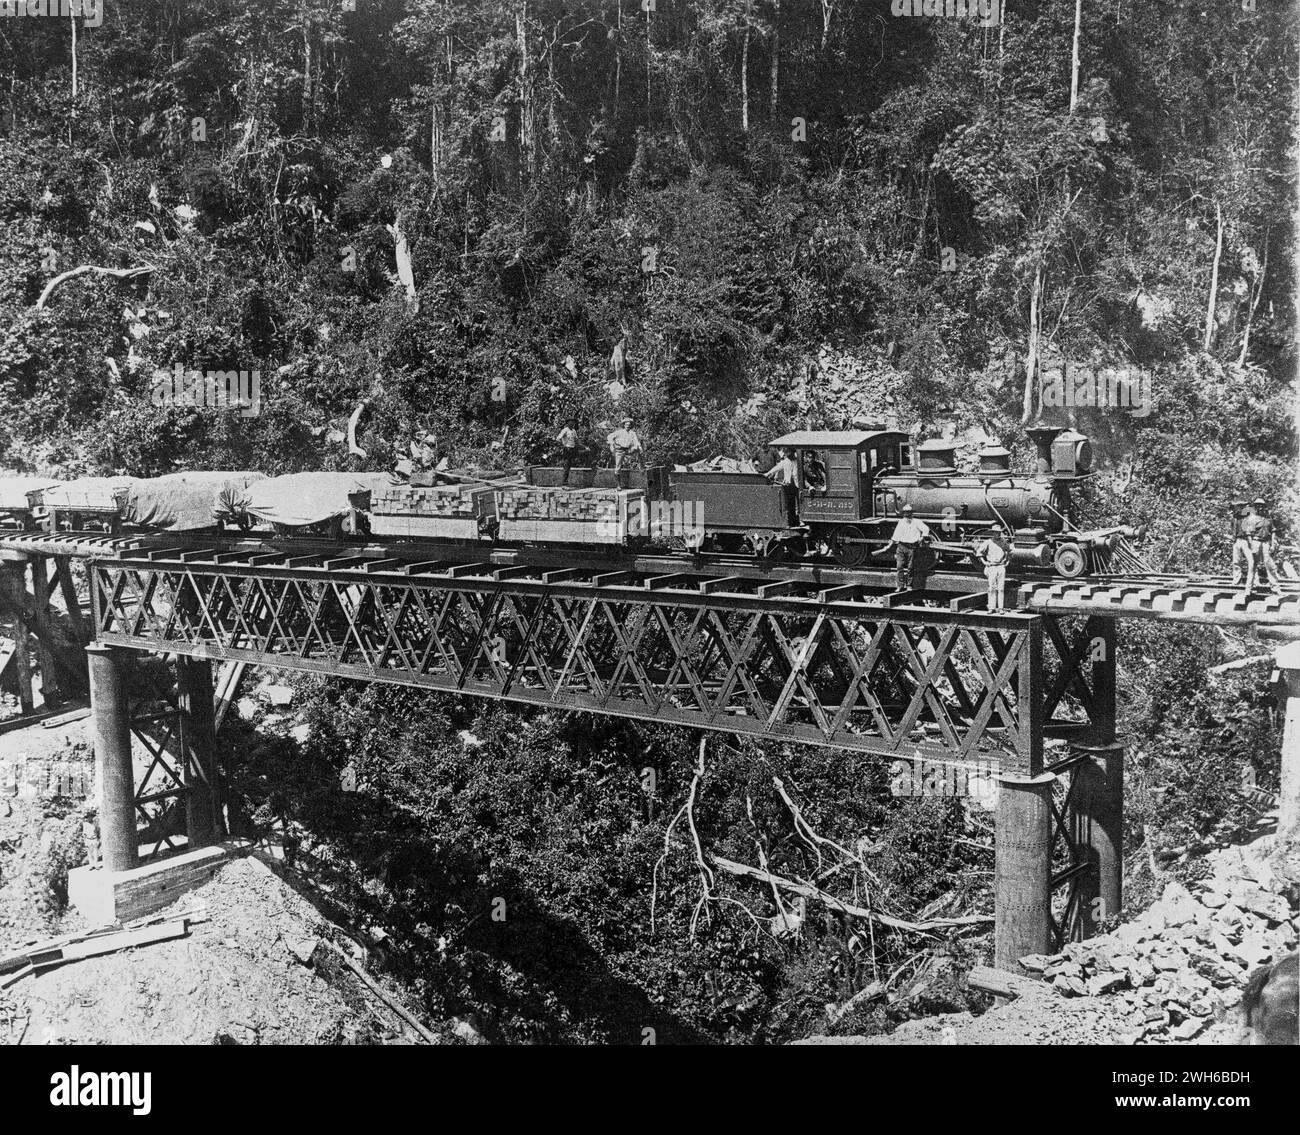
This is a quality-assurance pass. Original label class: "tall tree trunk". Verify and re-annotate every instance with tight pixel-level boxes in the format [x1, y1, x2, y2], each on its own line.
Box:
[547, 30, 560, 147]
[70, 9, 77, 99]
[431, 104, 443, 183]
[1238, 231, 1269, 366]
[741, 0, 751, 133]
[996, 9, 1005, 92]
[645, 1, 651, 126]
[517, 2, 534, 179]
[446, 0, 453, 75]
[1068, 0, 1081, 113]
[68, 7, 77, 144]
[1203, 200, 1223, 351]
[769, 0, 780, 120]
[1022, 260, 1044, 423]
[301, 4, 315, 133]
[614, 0, 621, 119]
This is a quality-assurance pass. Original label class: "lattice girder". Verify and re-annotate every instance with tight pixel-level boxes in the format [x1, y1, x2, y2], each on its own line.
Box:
[92, 560, 1049, 771]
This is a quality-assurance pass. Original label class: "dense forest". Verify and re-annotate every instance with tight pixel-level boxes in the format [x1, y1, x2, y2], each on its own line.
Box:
[0, 0, 1295, 1042]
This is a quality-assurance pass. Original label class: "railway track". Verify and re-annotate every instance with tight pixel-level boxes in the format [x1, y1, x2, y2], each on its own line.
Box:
[3, 528, 1297, 627]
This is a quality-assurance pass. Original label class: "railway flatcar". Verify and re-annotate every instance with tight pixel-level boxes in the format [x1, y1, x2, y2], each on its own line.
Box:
[41, 476, 137, 534]
[122, 471, 266, 532]
[0, 476, 62, 530]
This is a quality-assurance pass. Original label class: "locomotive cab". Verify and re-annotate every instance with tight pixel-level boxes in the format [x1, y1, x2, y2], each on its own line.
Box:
[768, 429, 912, 565]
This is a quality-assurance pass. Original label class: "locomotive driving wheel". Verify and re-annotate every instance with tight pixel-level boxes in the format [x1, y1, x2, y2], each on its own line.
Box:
[834, 525, 870, 568]
[1053, 541, 1088, 579]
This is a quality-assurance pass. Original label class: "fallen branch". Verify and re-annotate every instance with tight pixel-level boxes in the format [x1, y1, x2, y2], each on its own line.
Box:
[685, 738, 715, 937]
[967, 964, 1049, 1000]
[652, 741, 766, 939]
[34, 263, 155, 310]
[709, 855, 993, 934]
[824, 978, 886, 1025]
[773, 775, 866, 875]
[1208, 655, 1272, 676]
[323, 941, 439, 1044]
[347, 400, 368, 458]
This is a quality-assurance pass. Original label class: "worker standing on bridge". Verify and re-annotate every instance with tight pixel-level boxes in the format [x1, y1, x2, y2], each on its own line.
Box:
[883, 505, 932, 592]
[974, 531, 1009, 612]
[555, 416, 581, 485]
[607, 416, 642, 486]
[1241, 498, 1282, 595]
[1231, 500, 1252, 589]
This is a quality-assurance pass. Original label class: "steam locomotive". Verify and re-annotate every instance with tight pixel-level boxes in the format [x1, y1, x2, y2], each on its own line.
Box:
[657, 423, 1141, 577]
[0, 424, 1141, 580]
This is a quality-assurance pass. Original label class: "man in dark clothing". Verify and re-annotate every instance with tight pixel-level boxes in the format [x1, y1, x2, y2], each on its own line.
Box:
[556, 417, 580, 484]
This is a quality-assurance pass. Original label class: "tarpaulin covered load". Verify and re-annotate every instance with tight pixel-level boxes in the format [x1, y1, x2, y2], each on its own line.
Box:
[42, 476, 136, 513]
[244, 472, 395, 528]
[123, 471, 267, 531]
[0, 476, 62, 511]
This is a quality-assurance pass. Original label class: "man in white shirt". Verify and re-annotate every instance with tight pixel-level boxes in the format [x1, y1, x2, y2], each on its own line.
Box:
[764, 447, 799, 486]
[607, 416, 642, 483]
[882, 505, 932, 591]
[765, 447, 799, 525]
[974, 532, 1009, 611]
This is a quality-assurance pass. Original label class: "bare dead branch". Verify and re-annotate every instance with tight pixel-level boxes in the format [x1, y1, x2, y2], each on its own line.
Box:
[710, 855, 992, 934]
[34, 263, 156, 310]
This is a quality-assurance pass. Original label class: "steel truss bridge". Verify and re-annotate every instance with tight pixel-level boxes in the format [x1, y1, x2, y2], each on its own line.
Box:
[1, 528, 1296, 970]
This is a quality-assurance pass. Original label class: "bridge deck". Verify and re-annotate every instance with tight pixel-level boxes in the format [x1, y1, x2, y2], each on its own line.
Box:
[4, 529, 1297, 626]
[1019, 574, 1300, 627]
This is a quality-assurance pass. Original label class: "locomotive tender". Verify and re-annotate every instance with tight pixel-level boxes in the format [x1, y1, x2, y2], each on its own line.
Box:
[0, 424, 1139, 580]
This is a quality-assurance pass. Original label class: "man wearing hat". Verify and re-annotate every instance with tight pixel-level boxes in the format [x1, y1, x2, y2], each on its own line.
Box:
[974, 530, 1009, 611]
[606, 415, 642, 484]
[403, 430, 450, 486]
[555, 416, 581, 484]
[882, 504, 933, 592]
[1239, 498, 1282, 594]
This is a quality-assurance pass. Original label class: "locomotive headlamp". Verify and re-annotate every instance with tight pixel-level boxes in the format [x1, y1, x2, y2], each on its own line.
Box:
[1050, 429, 1092, 477]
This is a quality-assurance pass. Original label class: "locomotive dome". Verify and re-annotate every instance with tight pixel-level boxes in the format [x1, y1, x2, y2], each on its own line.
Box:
[916, 439, 957, 476]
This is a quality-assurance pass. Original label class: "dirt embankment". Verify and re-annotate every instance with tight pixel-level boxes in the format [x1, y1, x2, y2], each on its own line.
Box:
[1, 854, 455, 1045]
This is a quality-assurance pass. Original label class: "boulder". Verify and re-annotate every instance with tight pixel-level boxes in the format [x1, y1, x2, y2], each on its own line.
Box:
[1156, 881, 1201, 927]
[1087, 972, 1127, 996]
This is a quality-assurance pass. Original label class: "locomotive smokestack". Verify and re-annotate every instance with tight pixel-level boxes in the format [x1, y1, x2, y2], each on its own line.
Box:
[1024, 423, 1063, 476]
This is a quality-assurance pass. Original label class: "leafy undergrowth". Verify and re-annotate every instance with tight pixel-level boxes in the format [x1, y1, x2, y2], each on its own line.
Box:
[222, 678, 1001, 1044]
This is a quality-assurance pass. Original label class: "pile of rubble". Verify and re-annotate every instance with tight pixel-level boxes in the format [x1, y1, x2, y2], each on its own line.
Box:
[1018, 840, 1298, 1043]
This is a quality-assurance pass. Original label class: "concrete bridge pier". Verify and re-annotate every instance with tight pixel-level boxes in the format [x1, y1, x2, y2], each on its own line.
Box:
[994, 771, 1056, 969]
[87, 643, 138, 872]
